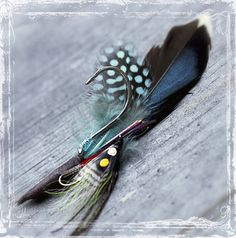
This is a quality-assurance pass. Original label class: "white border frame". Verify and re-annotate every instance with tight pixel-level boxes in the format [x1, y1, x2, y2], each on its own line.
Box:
[0, 0, 235, 236]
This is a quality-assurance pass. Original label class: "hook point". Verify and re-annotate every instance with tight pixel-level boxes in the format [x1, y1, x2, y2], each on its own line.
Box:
[85, 77, 93, 85]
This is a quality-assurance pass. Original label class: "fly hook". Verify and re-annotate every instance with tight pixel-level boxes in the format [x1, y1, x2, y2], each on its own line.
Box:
[78, 66, 132, 155]
[59, 66, 132, 187]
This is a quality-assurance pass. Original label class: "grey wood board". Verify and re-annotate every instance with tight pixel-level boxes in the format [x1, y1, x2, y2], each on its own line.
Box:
[4, 6, 231, 237]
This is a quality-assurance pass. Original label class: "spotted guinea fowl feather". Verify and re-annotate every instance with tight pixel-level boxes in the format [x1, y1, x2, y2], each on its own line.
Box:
[93, 42, 152, 101]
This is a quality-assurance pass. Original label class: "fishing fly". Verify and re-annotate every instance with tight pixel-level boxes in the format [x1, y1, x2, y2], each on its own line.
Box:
[18, 15, 212, 234]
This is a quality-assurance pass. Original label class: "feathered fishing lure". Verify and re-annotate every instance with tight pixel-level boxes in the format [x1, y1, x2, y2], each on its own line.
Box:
[18, 16, 212, 234]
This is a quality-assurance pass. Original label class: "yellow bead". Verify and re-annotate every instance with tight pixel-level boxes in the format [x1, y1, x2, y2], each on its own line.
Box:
[100, 158, 109, 168]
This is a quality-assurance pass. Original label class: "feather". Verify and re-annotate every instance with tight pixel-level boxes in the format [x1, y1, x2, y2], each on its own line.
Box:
[144, 16, 211, 91]
[47, 139, 122, 233]
[144, 15, 211, 122]
[17, 154, 82, 204]
[93, 42, 153, 102]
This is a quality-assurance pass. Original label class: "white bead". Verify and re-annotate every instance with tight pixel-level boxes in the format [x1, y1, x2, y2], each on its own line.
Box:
[107, 147, 117, 156]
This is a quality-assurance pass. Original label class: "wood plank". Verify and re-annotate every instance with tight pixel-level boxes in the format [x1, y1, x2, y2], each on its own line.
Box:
[4, 7, 231, 236]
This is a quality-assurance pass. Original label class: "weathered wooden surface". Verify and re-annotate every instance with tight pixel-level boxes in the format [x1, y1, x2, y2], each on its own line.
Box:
[3, 2, 233, 236]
